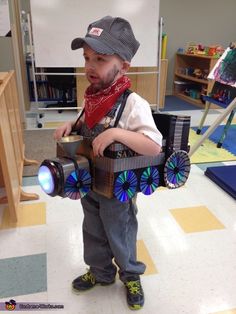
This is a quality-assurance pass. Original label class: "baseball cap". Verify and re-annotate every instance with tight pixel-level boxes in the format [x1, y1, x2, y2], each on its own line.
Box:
[71, 16, 140, 62]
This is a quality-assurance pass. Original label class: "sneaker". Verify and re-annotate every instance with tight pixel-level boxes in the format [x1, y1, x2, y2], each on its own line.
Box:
[124, 278, 144, 310]
[72, 271, 115, 292]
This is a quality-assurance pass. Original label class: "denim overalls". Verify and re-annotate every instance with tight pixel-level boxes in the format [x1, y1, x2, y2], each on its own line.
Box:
[79, 90, 146, 283]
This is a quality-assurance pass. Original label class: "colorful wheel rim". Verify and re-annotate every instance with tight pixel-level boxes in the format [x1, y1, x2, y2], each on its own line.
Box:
[64, 168, 91, 200]
[164, 150, 190, 189]
[140, 166, 159, 195]
[114, 170, 137, 202]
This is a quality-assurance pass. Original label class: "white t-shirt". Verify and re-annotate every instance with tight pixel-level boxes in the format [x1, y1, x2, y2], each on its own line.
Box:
[115, 92, 162, 147]
[79, 92, 163, 147]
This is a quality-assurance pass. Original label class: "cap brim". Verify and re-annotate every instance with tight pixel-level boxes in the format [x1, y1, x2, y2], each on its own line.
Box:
[71, 37, 85, 50]
[71, 37, 115, 55]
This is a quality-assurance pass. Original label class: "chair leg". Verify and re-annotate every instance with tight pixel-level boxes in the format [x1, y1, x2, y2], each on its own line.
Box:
[196, 101, 211, 134]
[217, 109, 235, 148]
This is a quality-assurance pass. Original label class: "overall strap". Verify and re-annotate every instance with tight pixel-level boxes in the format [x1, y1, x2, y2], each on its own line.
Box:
[113, 89, 132, 127]
[71, 108, 85, 132]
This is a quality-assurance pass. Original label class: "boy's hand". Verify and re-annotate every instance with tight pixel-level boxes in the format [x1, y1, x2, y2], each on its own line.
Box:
[92, 128, 161, 157]
[53, 121, 73, 140]
[92, 128, 116, 157]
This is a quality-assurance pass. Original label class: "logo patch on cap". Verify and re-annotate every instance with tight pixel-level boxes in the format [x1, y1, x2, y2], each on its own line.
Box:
[89, 27, 103, 36]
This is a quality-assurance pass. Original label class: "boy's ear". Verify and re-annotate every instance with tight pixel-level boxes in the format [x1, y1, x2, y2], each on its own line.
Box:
[121, 61, 130, 74]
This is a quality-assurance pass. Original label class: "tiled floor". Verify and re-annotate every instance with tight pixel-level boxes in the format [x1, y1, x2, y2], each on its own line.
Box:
[0, 107, 236, 313]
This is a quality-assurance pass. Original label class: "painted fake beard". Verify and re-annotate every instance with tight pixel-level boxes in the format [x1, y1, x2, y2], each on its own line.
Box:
[87, 65, 120, 93]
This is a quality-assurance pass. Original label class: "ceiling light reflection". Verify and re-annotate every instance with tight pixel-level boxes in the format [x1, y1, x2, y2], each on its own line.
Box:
[147, 216, 189, 255]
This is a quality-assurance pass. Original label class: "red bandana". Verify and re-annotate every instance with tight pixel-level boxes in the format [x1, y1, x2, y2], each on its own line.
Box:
[84, 76, 131, 129]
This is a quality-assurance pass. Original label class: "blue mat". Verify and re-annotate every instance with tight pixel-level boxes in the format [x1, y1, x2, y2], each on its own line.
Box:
[192, 125, 236, 156]
[205, 165, 236, 199]
[161, 96, 201, 111]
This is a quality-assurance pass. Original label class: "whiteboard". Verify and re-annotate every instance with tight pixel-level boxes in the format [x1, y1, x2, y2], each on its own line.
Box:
[0, 0, 11, 37]
[30, 0, 159, 67]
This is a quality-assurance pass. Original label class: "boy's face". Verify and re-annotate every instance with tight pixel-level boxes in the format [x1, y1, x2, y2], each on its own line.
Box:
[83, 44, 130, 92]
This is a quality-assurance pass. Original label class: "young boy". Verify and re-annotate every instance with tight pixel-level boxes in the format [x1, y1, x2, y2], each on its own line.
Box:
[54, 16, 162, 310]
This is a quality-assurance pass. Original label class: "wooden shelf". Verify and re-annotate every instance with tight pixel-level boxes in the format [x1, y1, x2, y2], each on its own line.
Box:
[175, 93, 204, 107]
[176, 52, 218, 60]
[0, 71, 39, 222]
[174, 72, 208, 84]
[173, 53, 219, 107]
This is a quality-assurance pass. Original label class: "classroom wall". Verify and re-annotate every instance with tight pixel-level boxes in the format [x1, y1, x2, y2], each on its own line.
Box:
[0, 38, 14, 71]
[160, 0, 236, 94]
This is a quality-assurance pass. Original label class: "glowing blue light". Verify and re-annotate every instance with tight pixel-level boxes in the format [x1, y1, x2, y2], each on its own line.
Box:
[38, 165, 55, 194]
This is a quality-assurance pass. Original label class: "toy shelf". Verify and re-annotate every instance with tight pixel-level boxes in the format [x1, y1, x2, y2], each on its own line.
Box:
[175, 92, 204, 107]
[173, 53, 219, 107]
[174, 73, 208, 85]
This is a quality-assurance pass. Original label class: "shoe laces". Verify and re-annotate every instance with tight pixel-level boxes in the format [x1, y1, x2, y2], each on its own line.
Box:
[81, 271, 96, 284]
[125, 280, 142, 295]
